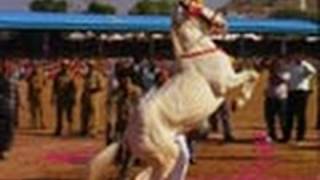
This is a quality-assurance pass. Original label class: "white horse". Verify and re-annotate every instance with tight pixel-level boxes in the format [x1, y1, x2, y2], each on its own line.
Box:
[89, 1, 259, 180]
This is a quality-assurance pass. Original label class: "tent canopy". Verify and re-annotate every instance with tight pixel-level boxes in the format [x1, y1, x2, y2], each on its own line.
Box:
[0, 11, 318, 35]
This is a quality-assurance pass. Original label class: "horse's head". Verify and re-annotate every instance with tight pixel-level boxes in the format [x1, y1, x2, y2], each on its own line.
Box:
[209, 11, 227, 35]
[179, 0, 227, 34]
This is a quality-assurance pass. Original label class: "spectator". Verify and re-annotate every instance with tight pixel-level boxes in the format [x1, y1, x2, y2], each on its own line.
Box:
[52, 60, 76, 136]
[264, 59, 290, 142]
[187, 101, 234, 165]
[140, 59, 156, 91]
[27, 64, 46, 129]
[209, 101, 235, 142]
[80, 60, 103, 137]
[284, 55, 317, 143]
[6, 60, 21, 128]
[0, 61, 15, 160]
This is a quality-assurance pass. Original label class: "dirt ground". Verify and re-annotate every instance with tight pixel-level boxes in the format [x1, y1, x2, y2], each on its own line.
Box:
[0, 73, 319, 180]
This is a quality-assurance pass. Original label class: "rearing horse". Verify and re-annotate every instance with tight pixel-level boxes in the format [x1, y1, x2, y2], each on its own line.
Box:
[89, 0, 259, 179]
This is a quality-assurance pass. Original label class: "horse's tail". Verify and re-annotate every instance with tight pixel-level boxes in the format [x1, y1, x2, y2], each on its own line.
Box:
[89, 142, 120, 180]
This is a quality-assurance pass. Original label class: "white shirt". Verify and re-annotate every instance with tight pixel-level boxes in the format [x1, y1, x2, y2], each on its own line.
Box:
[288, 60, 317, 91]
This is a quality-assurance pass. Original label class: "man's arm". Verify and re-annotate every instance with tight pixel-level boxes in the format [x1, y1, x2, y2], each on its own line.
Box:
[302, 61, 317, 76]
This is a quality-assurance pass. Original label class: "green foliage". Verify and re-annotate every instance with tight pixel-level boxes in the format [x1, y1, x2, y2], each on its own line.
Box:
[250, 0, 274, 6]
[29, 0, 67, 12]
[270, 9, 320, 22]
[87, 1, 117, 14]
[129, 0, 174, 15]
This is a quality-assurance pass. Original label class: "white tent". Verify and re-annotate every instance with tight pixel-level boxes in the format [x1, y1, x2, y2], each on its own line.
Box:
[108, 33, 125, 41]
[65, 31, 87, 41]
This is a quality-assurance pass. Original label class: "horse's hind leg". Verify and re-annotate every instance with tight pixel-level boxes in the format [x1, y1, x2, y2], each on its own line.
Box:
[89, 142, 120, 180]
[135, 167, 153, 180]
[150, 157, 177, 180]
[135, 143, 180, 180]
[135, 155, 177, 180]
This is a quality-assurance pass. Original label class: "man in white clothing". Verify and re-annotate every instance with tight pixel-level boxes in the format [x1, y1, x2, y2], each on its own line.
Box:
[284, 55, 317, 142]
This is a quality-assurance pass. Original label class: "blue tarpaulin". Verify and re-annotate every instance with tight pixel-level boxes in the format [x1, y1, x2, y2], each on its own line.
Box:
[0, 11, 318, 35]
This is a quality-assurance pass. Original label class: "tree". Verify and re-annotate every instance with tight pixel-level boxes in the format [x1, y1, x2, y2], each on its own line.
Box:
[129, 0, 174, 15]
[270, 8, 319, 22]
[29, 0, 67, 12]
[157, 0, 174, 15]
[87, 1, 117, 14]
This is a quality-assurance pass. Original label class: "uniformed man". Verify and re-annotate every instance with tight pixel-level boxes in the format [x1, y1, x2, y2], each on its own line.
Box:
[6, 61, 20, 128]
[27, 64, 45, 129]
[107, 62, 142, 179]
[80, 60, 103, 137]
[107, 61, 142, 142]
[0, 61, 14, 160]
[52, 60, 76, 136]
[107, 61, 127, 143]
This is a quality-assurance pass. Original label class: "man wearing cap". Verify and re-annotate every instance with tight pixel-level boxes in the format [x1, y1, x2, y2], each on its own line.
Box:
[52, 60, 76, 136]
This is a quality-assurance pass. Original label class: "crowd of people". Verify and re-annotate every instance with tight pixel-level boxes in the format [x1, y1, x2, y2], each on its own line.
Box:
[0, 56, 175, 159]
[0, 54, 318, 161]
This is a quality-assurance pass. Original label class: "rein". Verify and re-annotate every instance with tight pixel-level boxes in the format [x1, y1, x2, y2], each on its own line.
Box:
[180, 47, 219, 59]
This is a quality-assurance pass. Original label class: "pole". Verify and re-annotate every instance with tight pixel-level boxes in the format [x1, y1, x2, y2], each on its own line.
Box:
[42, 32, 50, 59]
[98, 38, 103, 58]
[280, 39, 287, 56]
[239, 35, 245, 57]
[148, 33, 155, 60]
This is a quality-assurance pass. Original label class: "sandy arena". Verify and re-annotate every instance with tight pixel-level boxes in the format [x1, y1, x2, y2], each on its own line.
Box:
[0, 73, 319, 180]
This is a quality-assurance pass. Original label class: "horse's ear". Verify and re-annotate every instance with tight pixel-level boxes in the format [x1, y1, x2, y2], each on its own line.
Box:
[215, 8, 227, 16]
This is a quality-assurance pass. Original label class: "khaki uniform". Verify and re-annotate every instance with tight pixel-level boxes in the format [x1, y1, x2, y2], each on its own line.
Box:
[53, 69, 76, 136]
[28, 68, 45, 129]
[107, 79, 142, 179]
[81, 69, 104, 136]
